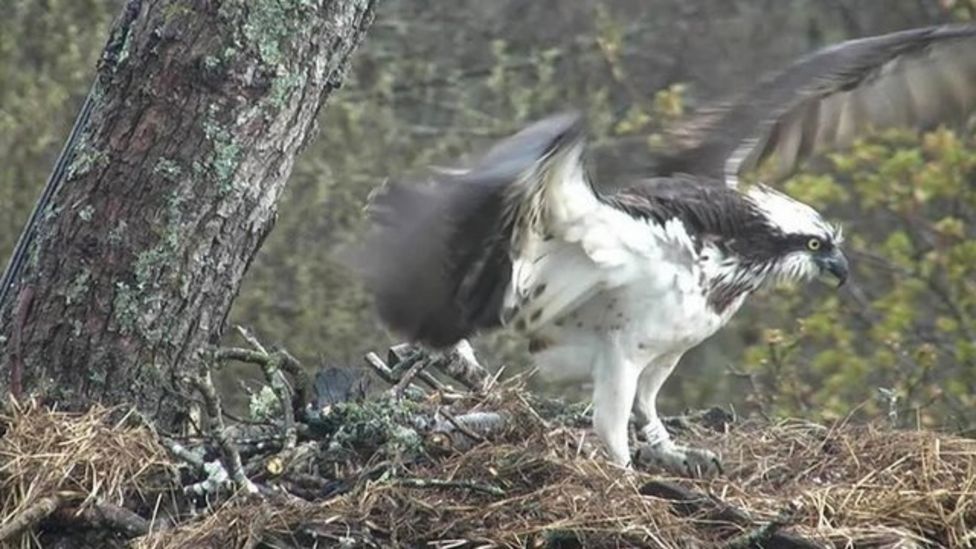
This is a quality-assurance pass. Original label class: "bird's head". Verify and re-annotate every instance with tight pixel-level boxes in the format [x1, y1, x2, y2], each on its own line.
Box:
[747, 185, 848, 287]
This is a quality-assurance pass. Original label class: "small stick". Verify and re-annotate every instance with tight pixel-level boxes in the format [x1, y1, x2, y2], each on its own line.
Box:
[236, 325, 268, 354]
[160, 437, 205, 470]
[0, 494, 63, 543]
[391, 357, 430, 396]
[364, 352, 398, 385]
[277, 348, 313, 412]
[228, 327, 297, 449]
[439, 408, 487, 444]
[189, 370, 258, 494]
[267, 353, 297, 450]
[388, 346, 450, 393]
[366, 351, 466, 402]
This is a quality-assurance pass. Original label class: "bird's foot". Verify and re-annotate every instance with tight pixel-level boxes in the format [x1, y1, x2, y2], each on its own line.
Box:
[634, 440, 722, 478]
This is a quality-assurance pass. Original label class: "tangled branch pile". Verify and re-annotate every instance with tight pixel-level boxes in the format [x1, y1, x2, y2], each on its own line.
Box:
[2, 342, 975, 548]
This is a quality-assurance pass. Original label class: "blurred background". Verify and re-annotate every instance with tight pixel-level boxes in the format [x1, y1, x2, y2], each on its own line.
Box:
[2, 0, 975, 430]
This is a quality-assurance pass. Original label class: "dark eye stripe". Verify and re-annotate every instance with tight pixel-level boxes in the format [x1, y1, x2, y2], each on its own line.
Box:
[783, 234, 832, 252]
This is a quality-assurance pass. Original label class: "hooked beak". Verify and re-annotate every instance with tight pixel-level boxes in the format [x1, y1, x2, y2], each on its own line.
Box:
[816, 251, 849, 288]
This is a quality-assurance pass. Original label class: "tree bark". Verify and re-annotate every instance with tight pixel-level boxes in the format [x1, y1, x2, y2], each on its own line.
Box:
[0, 0, 376, 428]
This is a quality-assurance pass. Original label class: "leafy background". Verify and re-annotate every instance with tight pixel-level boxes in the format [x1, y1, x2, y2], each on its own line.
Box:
[1, 0, 974, 428]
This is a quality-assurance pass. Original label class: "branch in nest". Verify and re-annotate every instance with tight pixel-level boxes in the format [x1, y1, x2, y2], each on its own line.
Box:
[385, 346, 449, 393]
[428, 410, 508, 452]
[390, 355, 430, 397]
[0, 495, 63, 543]
[49, 501, 152, 538]
[184, 460, 232, 496]
[365, 350, 460, 399]
[189, 369, 259, 495]
[390, 341, 490, 392]
[161, 437, 206, 471]
[221, 325, 304, 450]
[248, 440, 318, 481]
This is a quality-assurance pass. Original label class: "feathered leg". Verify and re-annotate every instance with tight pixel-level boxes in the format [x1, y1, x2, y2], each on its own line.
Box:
[632, 355, 722, 477]
[591, 343, 640, 466]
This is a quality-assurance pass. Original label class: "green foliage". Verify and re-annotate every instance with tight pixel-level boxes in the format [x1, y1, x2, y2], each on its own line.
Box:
[742, 128, 976, 430]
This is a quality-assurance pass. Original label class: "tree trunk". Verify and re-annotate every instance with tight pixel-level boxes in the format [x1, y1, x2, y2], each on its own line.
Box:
[0, 0, 376, 428]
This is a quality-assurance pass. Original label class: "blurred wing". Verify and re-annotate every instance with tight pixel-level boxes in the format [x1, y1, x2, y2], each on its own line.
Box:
[349, 113, 664, 348]
[652, 24, 976, 185]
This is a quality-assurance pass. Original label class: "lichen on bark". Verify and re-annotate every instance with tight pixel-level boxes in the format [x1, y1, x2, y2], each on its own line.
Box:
[0, 0, 377, 428]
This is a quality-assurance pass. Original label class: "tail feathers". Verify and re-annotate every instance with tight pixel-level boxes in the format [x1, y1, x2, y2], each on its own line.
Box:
[348, 113, 585, 348]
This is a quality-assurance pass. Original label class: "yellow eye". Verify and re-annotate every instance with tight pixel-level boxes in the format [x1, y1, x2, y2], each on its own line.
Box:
[807, 238, 822, 251]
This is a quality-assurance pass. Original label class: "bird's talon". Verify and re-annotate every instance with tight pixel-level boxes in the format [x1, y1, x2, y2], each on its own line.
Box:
[635, 441, 722, 478]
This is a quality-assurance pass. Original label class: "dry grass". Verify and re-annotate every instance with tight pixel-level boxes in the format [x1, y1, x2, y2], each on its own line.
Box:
[3, 386, 976, 548]
[0, 402, 174, 547]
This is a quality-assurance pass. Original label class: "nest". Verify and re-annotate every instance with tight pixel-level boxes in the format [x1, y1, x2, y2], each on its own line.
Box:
[0, 402, 174, 547]
[2, 358, 976, 548]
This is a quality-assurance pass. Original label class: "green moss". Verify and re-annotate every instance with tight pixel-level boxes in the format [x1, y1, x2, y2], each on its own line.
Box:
[249, 385, 281, 421]
[269, 71, 306, 110]
[154, 158, 183, 181]
[108, 220, 128, 244]
[112, 281, 142, 333]
[112, 190, 186, 339]
[66, 132, 107, 180]
[65, 267, 91, 306]
[321, 396, 425, 457]
[202, 111, 242, 193]
[219, 0, 315, 67]
[77, 205, 95, 222]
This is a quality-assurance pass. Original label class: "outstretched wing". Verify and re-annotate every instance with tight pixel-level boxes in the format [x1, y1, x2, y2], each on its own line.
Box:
[652, 24, 976, 186]
[349, 113, 661, 348]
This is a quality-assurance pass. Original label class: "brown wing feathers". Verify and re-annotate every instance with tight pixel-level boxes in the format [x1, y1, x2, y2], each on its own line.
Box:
[349, 114, 583, 348]
[653, 25, 976, 184]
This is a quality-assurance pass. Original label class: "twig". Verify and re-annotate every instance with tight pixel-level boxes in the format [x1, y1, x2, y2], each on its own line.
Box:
[391, 477, 505, 497]
[189, 369, 258, 494]
[215, 347, 268, 365]
[387, 345, 451, 393]
[220, 327, 301, 450]
[0, 494, 64, 543]
[278, 348, 313, 412]
[366, 350, 447, 394]
[160, 437, 205, 470]
[391, 357, 429, 396]
[438, 409, 488, 444]
[267, 353, 298, 450]
[364, 351, 397, 384]
[236, 325, 269, 354]
[184, 460, 231, 496]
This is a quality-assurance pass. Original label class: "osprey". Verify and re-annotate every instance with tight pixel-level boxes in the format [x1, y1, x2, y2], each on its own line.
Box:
[352, 25, 976, 475]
